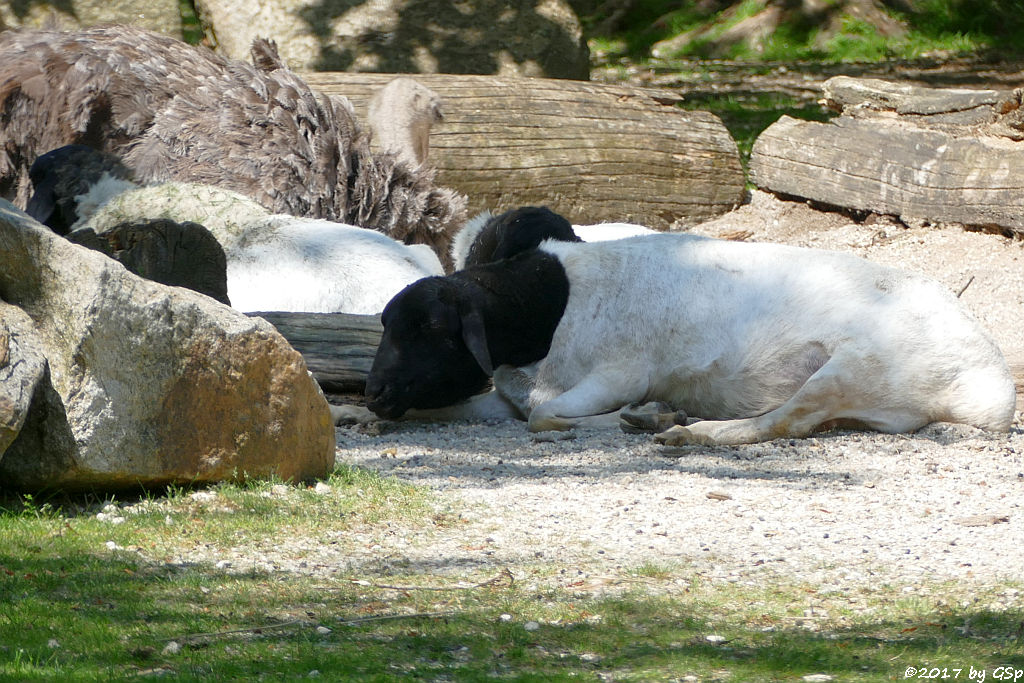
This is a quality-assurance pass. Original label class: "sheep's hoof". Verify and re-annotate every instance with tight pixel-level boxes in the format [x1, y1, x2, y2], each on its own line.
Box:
[329, 404, 379, 425]
[653, 424, 716, 447]
[620, 402, 687, 434]
[528, 413, 574, 433]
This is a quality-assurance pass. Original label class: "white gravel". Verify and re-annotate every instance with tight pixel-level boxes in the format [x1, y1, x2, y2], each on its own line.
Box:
[334, 417, 1023, 590]
[330, 192, 1024, 592]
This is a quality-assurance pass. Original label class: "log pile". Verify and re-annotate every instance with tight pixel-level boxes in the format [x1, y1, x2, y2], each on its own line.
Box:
[305, 72, 746, 231]
[750, 76, 1024, 236]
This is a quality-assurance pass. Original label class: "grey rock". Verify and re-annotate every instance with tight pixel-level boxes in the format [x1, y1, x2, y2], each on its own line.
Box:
[0, 200, 334, 491]
[0, 303, 50, 460]
[0, 0, 181, 36]
[196, 0, 590, 79]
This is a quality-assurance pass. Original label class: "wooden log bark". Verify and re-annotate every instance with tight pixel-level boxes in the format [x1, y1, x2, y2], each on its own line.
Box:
[253, 312, 381, 394]
[304, 72, 745, 230]
[750, 76, 1024, 236]
[822, 75, 1011, 119]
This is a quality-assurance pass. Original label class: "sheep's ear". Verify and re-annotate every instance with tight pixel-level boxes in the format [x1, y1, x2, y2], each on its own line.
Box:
[460, 307, 493, 375]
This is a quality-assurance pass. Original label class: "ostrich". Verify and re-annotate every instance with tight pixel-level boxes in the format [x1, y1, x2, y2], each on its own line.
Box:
[0, 26, 466, 268]
[368, 78, 443, 168]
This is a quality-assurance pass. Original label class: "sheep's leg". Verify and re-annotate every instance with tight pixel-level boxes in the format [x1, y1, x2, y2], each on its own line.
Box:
[654, 354, 885, 446]
[527, 372, 646, 432]
[619, 402, 689, 433]
[406, 389, 525, 421]
[491, 364, 539, 418]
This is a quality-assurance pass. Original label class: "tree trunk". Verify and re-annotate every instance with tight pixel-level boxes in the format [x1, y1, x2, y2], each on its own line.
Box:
[304, 72, 745, 230]
[750, 76, 1024, 236]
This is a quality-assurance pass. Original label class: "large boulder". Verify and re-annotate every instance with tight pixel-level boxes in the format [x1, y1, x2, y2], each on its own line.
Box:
[68, 218, 232, 305]
[0, 200, 334, 491]
[0, 0, 182, 36]
[0, 304, 49, 461]
[195, 0, 590, 79]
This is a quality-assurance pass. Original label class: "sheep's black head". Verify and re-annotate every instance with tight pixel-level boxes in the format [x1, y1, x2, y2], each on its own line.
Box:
[365, 276, 492, 419]
[27, 145, 134, 235]
[464, 206, 580, 268]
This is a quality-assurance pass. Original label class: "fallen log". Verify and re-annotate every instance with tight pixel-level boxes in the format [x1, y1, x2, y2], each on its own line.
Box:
[749, 76, 1024, 236]
[821, 75, 1013, 120]
[304, 72, 745, 230]
[252, 312, 382, 394]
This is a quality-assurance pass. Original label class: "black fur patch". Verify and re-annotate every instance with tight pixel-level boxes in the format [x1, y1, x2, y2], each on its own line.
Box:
[464, 206, 580, 268]
[366, 249, 570, 418]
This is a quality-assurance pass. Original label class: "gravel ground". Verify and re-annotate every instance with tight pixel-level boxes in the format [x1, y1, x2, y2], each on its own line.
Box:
[335, 418, 1022, 590]
[329, 192, 1024, 592]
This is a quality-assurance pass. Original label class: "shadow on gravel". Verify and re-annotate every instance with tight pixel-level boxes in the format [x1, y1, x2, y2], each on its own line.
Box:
[335, 420, 1019, 491]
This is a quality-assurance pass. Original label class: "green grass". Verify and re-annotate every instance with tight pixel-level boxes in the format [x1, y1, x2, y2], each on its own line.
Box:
[1, 471, 1022, 681]
[179, 0, 203, 45]
[583, 0, 1024, 64]
[681, 91, 833, 176]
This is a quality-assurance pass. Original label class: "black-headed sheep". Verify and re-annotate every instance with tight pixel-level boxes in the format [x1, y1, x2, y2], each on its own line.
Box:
[27, 145, 443, 314]
[365, 207, 1015, 444]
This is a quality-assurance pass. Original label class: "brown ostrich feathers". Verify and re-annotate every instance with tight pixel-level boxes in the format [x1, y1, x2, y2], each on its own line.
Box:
[0, 26, 466, 263]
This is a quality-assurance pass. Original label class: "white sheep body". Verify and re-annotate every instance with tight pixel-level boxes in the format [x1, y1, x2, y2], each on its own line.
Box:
[227, 216, 442, 314]
[517, 234, 1015, 439]
[571, 222, 656, 242]
[79, 180, 443, 313]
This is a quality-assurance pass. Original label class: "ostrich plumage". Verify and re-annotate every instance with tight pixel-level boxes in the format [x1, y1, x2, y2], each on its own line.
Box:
[0, 26, 466, 265]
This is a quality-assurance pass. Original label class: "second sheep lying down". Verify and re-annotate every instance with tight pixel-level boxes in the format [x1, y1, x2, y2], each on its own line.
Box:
[364, 207, 1015, 445]
[449, 206, 654, 270]
[81, 182, 444, 315]
[29, 145, 443, 314]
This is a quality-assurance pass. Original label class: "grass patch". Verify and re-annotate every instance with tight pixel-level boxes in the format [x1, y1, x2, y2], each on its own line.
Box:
[179, 0, 204, 45]
[681, 90, 834, 178]
[583, 0, 1024, 63]
[2, 471, 1022, 680]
